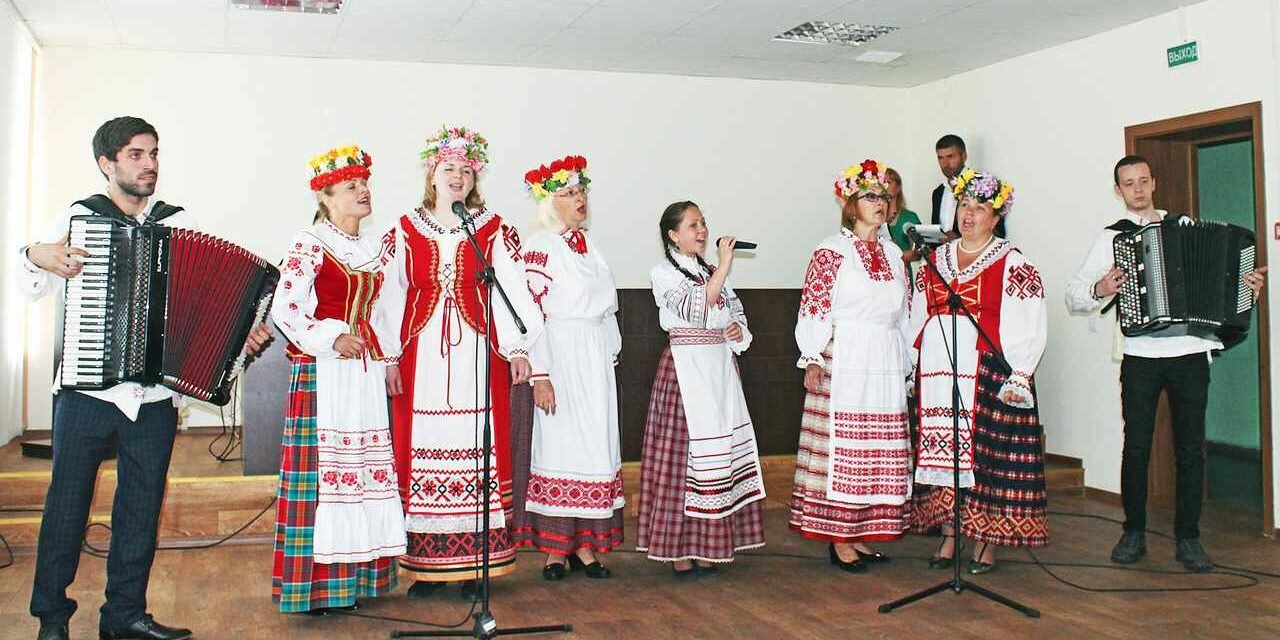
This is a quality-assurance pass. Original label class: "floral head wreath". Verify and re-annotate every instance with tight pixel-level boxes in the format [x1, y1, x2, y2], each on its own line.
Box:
[834, 158, 890, 202]
[308, 145, 372, 192]
[952, 168, 1015, 216]
[524, 155, 590, 201]
[420, 125, 489, 174]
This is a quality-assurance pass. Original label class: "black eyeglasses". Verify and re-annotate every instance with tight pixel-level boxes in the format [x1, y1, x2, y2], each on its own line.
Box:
[858, 193, 891, 203]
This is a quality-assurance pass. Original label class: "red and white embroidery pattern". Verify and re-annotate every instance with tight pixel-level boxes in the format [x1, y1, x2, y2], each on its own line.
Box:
[800, 248, 843, 319]
[523, 250, 548, 267]
[853, 240, 894, 282]
[1005, 263, 1044, 299]
[502, 224, 523, 260]
[526, 472, 623, 512]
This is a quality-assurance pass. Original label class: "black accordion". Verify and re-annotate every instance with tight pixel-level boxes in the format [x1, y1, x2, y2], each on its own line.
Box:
[1112, 217, 1256, 344]
[61, 215, 280, 405]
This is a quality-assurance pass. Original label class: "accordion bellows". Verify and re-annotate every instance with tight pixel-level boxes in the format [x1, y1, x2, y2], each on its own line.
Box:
[1112, 218, 1256, 347]
[61, 216, 280, 405]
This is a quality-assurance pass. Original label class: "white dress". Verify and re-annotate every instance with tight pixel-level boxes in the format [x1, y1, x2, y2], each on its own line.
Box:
[649, 253, 766, 519]
[523, 228, 625, 519]
[271, 220, 407, 563]
[790, 229, 913, 540]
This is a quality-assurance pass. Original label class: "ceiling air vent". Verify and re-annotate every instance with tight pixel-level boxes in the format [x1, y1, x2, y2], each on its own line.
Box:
[230, 1, 343, 14]
[773, 21, 897, 47]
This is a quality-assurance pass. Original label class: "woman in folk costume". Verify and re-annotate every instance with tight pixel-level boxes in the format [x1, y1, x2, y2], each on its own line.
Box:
[512, 156, 624, 581]
[637, 201, 766, 576]
[386, 126, 543, 600]
[271, 145, 406, 613]
[790, 160, 913, 573]
[908, 169, 1048, 574]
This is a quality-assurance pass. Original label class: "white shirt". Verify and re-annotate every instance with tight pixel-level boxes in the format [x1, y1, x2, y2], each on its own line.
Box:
[1064, 208, 1222, 358]
[937, 167, 967, 232]
[649, 253, 752, 353]
[17, 197, 201, 420]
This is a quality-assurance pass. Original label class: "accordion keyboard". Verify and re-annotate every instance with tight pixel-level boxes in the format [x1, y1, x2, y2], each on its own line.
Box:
[62, 218, 116, 386]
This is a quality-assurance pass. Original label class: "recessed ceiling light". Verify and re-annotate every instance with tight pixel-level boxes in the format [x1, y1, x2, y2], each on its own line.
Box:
[855, 50, 903, 64]
[230, 0, 343, 15]
[773, 21, 898, 47]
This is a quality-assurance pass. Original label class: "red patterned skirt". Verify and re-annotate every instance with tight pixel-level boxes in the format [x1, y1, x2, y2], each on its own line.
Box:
[911, 352, 1048, 547]
[636, 347, 764, 562]
[510, 383, 624, 554]
[790, 347, 911, 543]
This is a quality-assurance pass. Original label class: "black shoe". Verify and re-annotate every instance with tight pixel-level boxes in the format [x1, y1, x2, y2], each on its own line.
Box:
[460, 580, 483, 602]
[542, 562, 567, 581]
[855, 548, 890, 564]
[828, 544, 868, 574]
[37, 624, 69, 640]
[304, 602, 359, 616]
[966, 543, 996, 575]
[928, 536, 957, 570]
[407, 581, 444, 599]
[694, 563, 721, 576]
[99, 616, 192, 640]
[567, 553, 612, 579]
[1175, 538, 1213, 573]
[1110, 531, 1147, 564]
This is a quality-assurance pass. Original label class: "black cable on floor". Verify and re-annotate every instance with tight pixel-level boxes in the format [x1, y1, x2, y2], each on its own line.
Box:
[81, 496, 277, 558]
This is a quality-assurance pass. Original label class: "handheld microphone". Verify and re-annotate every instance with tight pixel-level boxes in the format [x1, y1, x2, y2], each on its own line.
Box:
[716, 238, 758, 250]
[451, 200, 474, 224]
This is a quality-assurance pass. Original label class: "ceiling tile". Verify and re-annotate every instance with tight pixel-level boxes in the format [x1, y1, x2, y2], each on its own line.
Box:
[25, 17, 119, 45]
[819, 0, 980, 28]
[443, 0, 590, 46]
[228, 9, 344, 55]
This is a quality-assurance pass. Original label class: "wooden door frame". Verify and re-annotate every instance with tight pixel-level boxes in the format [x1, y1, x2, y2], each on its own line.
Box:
[1125, 101, 1274, 537]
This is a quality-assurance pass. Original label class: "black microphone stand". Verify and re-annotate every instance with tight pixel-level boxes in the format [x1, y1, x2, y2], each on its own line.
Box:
[393, 204, 572, 639]
[878, 235, 1040, 618]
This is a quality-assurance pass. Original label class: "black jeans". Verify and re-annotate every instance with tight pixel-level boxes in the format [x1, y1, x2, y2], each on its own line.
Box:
[1119, 353, 1209, 540]
[29, 392, 178, 632]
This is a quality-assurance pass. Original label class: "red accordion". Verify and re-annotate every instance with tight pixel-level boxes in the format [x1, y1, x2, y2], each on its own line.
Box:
[61, 215, 280, 405]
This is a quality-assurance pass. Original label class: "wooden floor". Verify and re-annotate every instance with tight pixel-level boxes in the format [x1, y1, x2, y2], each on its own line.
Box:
[1, 436, 1278, 639]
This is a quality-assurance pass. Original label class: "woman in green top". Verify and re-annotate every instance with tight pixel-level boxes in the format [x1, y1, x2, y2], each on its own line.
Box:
[885, 167, 920, 263]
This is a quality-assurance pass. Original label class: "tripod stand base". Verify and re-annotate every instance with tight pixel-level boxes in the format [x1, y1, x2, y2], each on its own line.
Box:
[392, 614, 573, 638]
[878, 578, 1040, 618]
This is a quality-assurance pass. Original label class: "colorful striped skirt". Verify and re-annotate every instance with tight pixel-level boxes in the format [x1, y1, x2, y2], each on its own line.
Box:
[510, 383, 624, 555]
[911, 352, 1049, 547]
[271, 359, 397, 613]
[790, 346, 911, 543]
[636, 347, 764, 563]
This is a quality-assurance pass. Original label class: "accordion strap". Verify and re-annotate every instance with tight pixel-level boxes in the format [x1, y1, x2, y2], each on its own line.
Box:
[74, 194, 185, 226]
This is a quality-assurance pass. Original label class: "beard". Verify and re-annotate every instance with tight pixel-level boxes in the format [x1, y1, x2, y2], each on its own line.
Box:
[118, 176, 157, 199]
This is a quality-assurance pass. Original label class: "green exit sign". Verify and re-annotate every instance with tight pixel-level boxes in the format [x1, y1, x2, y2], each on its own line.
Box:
[1168, 41, 1199, 67]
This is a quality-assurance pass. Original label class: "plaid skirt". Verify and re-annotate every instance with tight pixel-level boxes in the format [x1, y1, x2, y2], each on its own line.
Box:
[511, 383, 624, 554]
[911, 352, 1048, 547]
[790, 346, 911, 543]
[272, 359, 397, 612]
[636, 347, 765, 563]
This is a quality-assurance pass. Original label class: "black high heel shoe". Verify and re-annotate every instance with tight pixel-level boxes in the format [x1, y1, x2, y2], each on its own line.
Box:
[828, 543, 868, 574]
[855, 548, 890, 563]
[929, 535, 957, 570]
[568, 552, 612, 579]
[967, 542, 996, 575]
[542, 561, 567, 581]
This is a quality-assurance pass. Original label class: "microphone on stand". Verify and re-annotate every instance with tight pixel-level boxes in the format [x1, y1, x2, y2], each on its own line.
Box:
[904, 223, 926, 249]
[716, 237, 758, 250]
[451, 200, 476, 225]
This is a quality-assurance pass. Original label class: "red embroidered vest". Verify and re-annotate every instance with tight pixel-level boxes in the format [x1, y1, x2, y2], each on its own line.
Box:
[285, 250, 386, 360]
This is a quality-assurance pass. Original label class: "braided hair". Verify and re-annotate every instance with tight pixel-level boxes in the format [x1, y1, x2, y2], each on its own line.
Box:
[659, 201, 713, 282]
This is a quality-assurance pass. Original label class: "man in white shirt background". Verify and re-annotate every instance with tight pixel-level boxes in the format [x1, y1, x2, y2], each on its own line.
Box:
[930, 134, 1006, 240]
[20, 117, 270, 640]
[1065, 155, 1265, 573]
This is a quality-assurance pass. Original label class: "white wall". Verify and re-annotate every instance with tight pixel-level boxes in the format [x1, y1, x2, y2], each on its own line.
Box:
[25, 48, 908, 430]
[904, 0, 1280, 520]
[0, 1, 36, 446]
